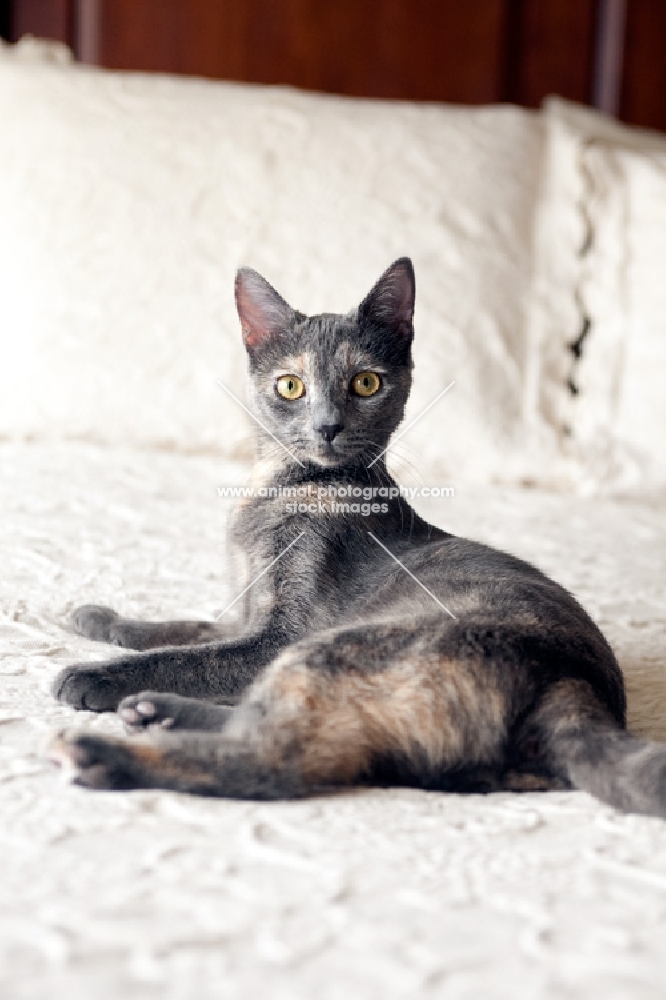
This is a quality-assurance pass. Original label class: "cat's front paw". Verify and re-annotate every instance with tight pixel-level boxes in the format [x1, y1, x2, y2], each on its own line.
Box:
[52, 664, 127, 712]
[48, 730, 147, 790]
[71, 605, 121, 644]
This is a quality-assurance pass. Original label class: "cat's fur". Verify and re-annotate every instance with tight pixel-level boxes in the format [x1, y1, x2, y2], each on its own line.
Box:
[49, 260, 666, 817]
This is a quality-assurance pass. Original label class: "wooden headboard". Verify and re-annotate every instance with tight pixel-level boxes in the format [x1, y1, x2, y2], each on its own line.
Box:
[2, 0, 665, 133]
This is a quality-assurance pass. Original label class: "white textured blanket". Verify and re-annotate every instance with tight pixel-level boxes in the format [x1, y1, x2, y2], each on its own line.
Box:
[2, 442, 666, 999]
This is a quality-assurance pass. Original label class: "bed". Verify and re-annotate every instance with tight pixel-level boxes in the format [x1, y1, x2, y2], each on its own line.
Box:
[1, 36, 666, 1000]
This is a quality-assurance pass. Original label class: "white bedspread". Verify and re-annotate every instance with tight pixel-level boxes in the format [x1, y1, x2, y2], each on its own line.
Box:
[2, 442, 666, 999]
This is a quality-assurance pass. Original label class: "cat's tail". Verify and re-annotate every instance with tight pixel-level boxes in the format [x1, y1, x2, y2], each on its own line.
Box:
[530, 679, 666, 819]
[552, 722, 666, 818]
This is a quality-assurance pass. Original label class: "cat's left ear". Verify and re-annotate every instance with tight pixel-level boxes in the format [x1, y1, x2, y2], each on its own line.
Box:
[235, 268, 296, 352]
[358, 258, 415, 342]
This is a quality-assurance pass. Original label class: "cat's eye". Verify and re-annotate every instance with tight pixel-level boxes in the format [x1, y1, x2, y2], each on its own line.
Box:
[351, 371, 381, 397]
[276, 374, 305, 400]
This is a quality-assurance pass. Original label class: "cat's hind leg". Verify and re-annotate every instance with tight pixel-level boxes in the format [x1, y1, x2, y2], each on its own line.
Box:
[49, 621, 512, 797]
[119, 692, 234, 733]
[48, 728, 304, 798]
[71, 605, 225, 650]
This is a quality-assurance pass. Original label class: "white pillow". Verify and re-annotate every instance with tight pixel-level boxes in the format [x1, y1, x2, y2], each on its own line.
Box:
[532, 98, 666, 493]
[618, 151, 666, 488]
[0, 38, 553, 486]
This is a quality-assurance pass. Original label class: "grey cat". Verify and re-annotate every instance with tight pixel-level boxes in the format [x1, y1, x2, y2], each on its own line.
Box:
[50, 259, 665, 817]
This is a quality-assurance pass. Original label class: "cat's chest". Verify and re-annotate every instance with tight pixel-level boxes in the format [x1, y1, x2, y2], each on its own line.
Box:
[232, 479, 412, 557]
[233, 491, 376, 570]
[230, 488, 396, 626]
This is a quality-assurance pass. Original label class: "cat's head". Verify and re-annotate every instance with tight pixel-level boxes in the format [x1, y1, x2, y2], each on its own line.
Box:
[234, 259, 415, 470]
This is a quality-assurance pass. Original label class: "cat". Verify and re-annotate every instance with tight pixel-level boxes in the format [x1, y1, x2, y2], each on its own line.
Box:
[49, 258, 665, 817]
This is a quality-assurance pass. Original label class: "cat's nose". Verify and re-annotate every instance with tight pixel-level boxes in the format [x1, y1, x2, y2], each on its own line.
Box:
[316, 423, 344, 443]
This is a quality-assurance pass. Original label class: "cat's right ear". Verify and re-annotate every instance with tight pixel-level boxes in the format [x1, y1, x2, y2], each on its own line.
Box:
[235, 268, 295, 353]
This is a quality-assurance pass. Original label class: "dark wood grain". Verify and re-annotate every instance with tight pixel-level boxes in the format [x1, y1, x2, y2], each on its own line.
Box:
[7, 0, 72, 43]
[0, 1, 11, 40]
[4, 0, 666, 133]
[503, 0, 598, 107]
[621, 0, 666, 131]
[92, 0, 508, 103]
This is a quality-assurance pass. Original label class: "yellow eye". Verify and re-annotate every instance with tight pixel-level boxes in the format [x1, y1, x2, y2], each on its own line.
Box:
[351, 371, 381, 397]
[276, 374, 305, 400]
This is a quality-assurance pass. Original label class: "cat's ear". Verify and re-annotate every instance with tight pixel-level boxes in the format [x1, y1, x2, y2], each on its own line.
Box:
[358, 258, 415, 341]
[235, 268, 296, 352]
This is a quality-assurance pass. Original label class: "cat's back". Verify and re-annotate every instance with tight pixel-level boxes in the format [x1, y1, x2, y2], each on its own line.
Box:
[358, 531, 599, 633]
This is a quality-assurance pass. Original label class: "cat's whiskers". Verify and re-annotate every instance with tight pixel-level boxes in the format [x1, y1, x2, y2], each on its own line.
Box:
[387, 449, 427, 489]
